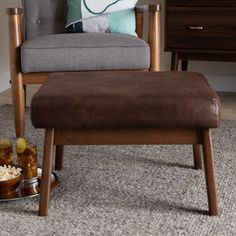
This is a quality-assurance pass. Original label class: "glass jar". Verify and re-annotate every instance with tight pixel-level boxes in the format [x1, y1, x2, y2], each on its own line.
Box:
[16, 140, 38, 181]
[0, 139, 13, 166]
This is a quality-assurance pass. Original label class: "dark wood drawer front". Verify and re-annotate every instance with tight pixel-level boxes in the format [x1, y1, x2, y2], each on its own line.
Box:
[168, 0, 236, 7]
[167, 7, 236, 50]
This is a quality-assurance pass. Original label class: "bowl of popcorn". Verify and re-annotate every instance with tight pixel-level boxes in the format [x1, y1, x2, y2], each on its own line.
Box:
[0, 165, 22, 197]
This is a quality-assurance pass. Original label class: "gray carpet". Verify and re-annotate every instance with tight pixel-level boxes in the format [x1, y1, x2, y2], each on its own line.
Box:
[0, 104, 236, 236]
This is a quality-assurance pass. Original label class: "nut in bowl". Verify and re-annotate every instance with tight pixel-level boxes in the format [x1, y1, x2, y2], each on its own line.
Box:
[0, 165, 23, 198]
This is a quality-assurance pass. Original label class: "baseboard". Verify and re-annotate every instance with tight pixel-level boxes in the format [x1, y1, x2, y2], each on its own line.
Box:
[0, 71, 10, 93]
[206, 74, 236, 92]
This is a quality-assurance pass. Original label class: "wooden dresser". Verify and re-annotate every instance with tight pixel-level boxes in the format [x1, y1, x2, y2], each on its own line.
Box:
[165, 0, 236, 71]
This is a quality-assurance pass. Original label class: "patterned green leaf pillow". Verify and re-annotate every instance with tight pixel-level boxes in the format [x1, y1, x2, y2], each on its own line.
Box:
[66, 0, 138, 36]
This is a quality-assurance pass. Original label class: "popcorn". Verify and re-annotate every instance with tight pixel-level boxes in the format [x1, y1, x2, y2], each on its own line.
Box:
[0, 165, 22, 181]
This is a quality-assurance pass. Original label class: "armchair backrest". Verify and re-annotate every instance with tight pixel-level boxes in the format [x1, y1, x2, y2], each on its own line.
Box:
[22, 0, 67, 39]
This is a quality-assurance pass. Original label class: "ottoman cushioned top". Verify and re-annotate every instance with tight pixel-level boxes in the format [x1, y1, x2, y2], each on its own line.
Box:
[31, 71, 221, 129]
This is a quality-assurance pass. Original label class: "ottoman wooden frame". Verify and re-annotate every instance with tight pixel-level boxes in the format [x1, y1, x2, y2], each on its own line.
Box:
[39, 127, 218, 217]
[33, 71, 220, 217]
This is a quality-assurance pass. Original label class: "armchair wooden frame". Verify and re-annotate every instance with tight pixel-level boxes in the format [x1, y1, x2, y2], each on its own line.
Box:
[6, 5, 202, 176]
[6, 5, 161, 138]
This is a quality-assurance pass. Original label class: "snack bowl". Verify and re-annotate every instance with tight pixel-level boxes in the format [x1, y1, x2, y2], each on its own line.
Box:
[0, 165, 23, 197]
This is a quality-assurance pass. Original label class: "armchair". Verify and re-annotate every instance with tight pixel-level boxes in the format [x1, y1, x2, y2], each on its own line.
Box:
[6, 1, 161, 138]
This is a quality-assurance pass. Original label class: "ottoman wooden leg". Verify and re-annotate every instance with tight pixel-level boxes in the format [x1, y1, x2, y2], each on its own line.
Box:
[202, 129, 219, 216]
[55, 145, 64, 171]
[39, 129, 54, 216]
[193, 144, 202, 170]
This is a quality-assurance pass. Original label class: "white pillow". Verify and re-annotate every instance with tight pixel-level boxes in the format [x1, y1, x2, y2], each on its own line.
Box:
[81, 0, 138, 19]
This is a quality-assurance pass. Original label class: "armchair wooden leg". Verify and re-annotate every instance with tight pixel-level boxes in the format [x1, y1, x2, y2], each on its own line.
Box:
[202, 129, 219, 216]
[11, 74, 25, 137]
[171, 52, 179, 71]
[55, 145, 64, 171]
[193, 144, 202, 170]
[39, 129, 54, 216]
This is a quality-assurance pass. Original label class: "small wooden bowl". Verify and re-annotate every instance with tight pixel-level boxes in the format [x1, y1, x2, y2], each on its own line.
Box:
[0, 171, 22, 197]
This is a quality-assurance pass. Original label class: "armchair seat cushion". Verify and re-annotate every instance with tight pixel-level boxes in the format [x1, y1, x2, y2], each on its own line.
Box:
[21, 33, 150, 73]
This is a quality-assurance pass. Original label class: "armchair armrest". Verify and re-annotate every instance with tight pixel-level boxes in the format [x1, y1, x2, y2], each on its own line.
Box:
[135, 5, 149, 13]
[6, 7, 24, 74]
[135, 4, 161, 71]
[149, 5, 161, 13]
[6, 7, 25, 136]
[135, 5, 147, 39]
[6, 7, 25, 137]
[148, 4, 161, 71]
[6, 7, 23, 15]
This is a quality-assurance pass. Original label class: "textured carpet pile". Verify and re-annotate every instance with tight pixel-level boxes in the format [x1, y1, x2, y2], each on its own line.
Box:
[0, 104, 236, 236]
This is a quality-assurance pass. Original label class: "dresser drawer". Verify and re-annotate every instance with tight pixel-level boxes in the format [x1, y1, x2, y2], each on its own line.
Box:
[168, 0, 236, 7]
[167, 7, 236, 50]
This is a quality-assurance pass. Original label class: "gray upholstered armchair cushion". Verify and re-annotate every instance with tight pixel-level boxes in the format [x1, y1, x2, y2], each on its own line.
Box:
[21, 0, 150, 73]
[21, 33, 150, 73]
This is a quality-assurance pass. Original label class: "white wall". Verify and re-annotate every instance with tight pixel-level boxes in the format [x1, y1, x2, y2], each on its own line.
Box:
[0, 0, 235, 93]
[0, 0, 20, 93]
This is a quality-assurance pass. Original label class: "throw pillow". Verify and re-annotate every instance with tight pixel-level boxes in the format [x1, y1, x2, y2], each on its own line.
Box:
[66, 0, 138, 36]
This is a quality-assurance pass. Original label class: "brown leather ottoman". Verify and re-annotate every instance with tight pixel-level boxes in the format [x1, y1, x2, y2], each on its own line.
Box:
[31, 71, 221, 216]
